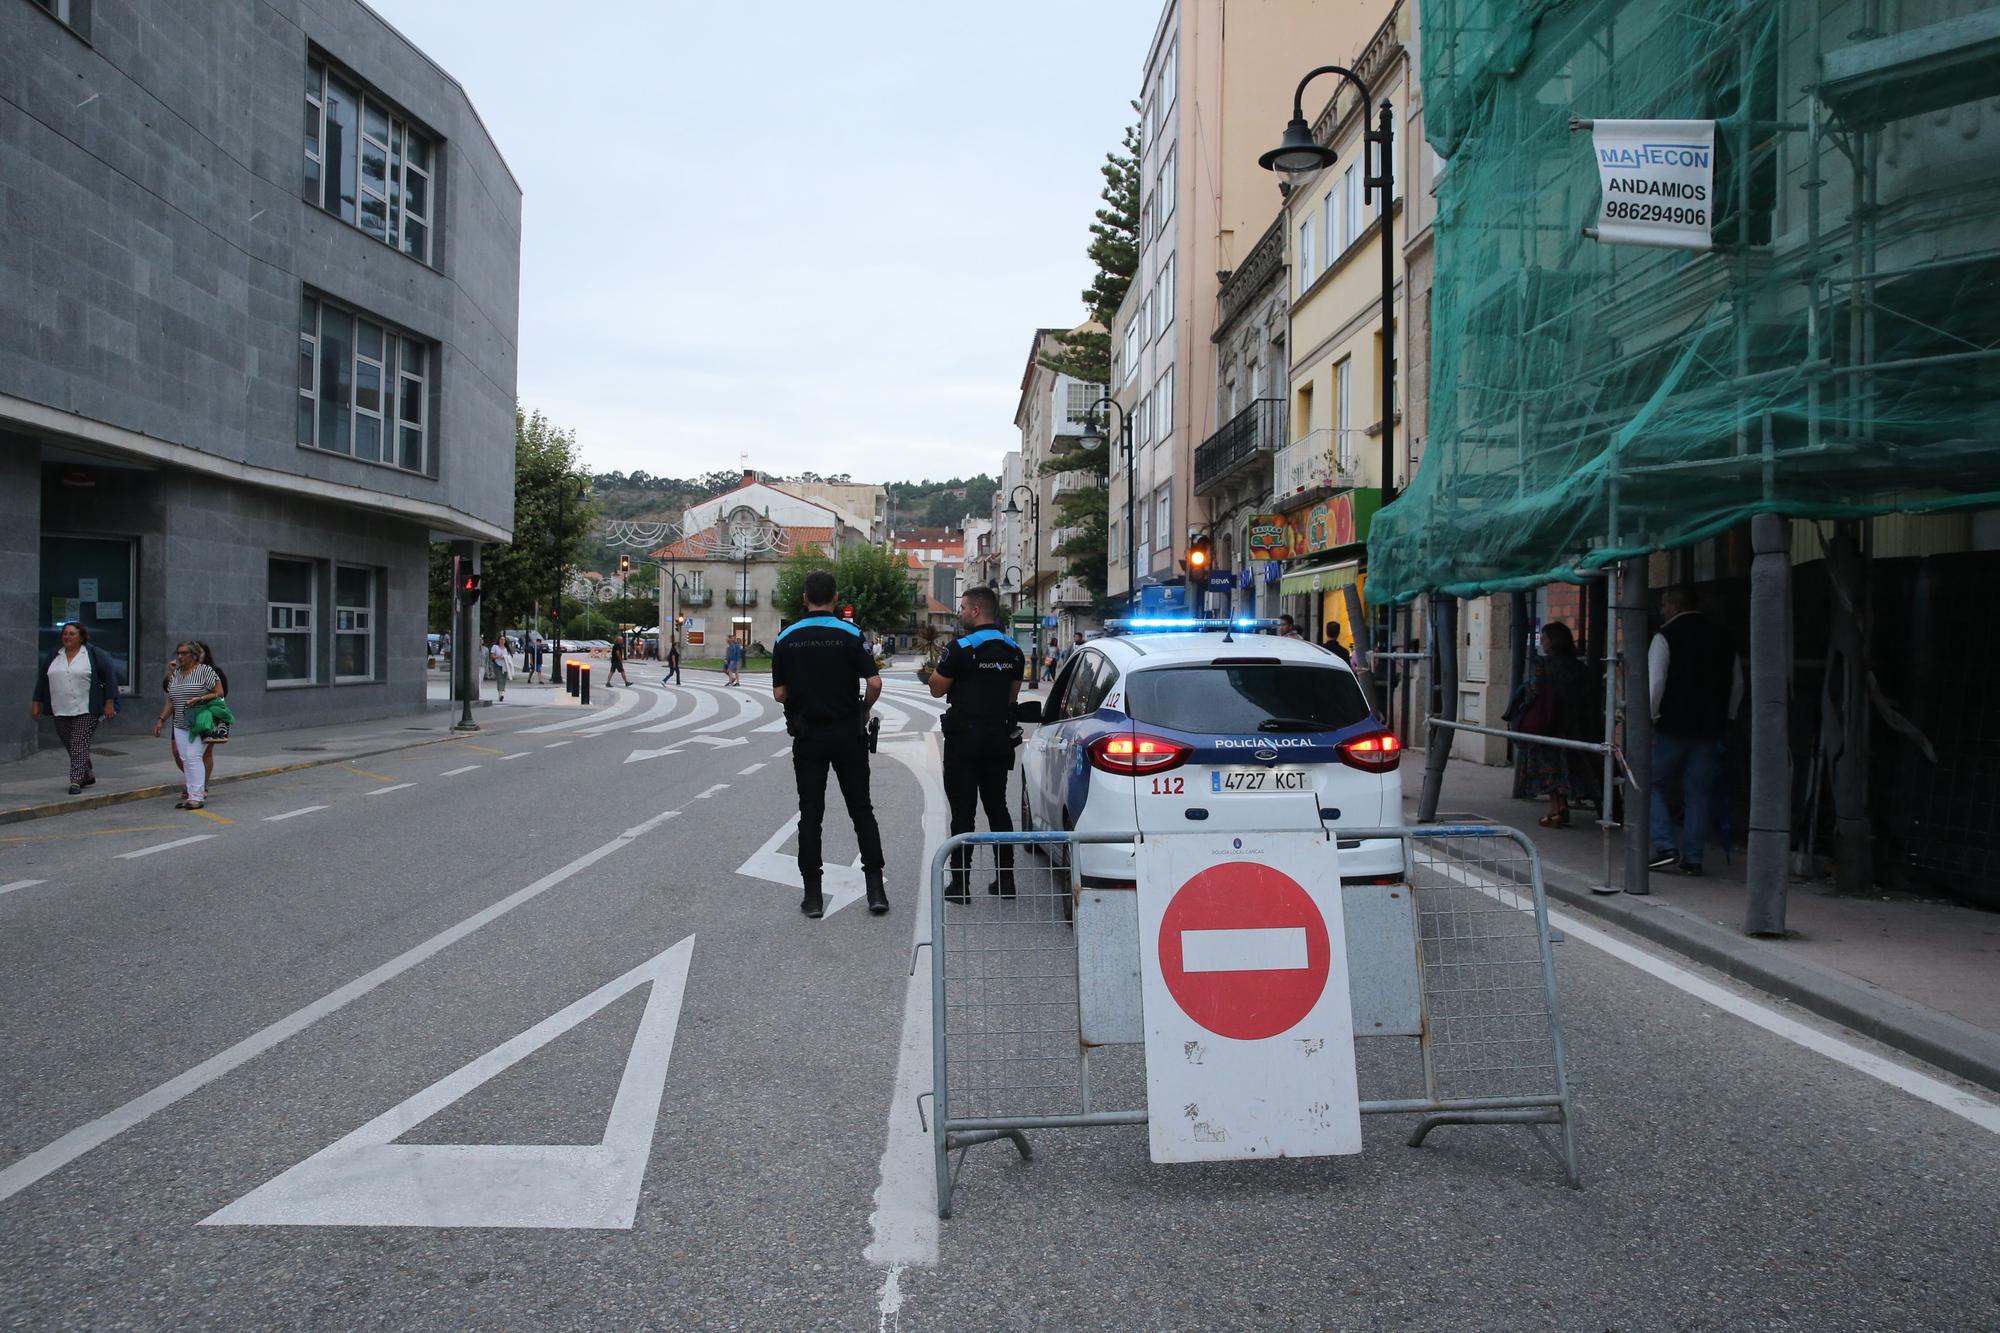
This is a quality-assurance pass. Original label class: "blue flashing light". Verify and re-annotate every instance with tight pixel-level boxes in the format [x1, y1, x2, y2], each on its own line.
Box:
[1105, 617, 1284, 636]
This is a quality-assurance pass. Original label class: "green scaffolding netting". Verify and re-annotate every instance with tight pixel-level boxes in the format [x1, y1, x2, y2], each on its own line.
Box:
[1365, 0, 2000, 603]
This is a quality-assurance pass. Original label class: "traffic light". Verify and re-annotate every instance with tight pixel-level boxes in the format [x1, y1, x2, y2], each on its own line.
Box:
[452, 556, 482, 605]
[618, 554, 632, 575]
[1184, 533, 1212, 575]
[674, 613, 686, 628]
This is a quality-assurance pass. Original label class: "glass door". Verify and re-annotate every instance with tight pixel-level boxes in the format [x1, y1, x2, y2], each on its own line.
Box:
[39, 534, 138, 693]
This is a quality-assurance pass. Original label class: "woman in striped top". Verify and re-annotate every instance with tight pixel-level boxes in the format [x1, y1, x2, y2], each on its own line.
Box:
[153, 642, 223, 810]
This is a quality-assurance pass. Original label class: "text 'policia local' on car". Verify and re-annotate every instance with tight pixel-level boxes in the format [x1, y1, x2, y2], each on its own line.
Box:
[1019, 618, 1406, 888]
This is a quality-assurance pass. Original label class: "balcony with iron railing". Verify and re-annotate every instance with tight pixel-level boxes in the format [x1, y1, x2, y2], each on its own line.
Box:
[1194, 398, 1287, 495]
[1271, 429, 1364, 508]
[1052, 577, 1093, 606]
[677, 588, 713, 607]
[1051, 469, 1094, 496]
[725, 590, 758, 608]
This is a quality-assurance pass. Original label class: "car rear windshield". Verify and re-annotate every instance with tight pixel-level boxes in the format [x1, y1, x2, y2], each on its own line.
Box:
[1125, 664, 1373, 735]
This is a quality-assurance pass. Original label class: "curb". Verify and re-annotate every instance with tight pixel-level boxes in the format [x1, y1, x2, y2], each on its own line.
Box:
[0, 729, 473, 828]
[1530, 858, 2000, 1096]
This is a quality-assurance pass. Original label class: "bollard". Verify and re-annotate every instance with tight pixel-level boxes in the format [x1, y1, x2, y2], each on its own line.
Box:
[566, 660, 580, 696]
[579, 663, 592, 706]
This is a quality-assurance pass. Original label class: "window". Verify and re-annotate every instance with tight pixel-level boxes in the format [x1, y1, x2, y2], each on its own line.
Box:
[306, 56, 437, 264]
[1127, 664, 1372, 735]
[1108, 519, 1120, 561]
[1154, 484, 1172, 547]
[1144, 289, 1158, 342]
[1298, 216, 1316, 293]
[268, 558, 317, 684]
[686, 569, 706, 596]
[1139, 193, 1152, 252]
[1158, 254, 1175, 337]
[1161, 38, 1178, 113]
[1158, 148, 1176, 225]
[334, 565, 376, 681]
[1154, 365, 1175, 437]
[1345, 162, 1366, 245]
[1336, 359, 1354, 473]
[29, 0, 89, 36]
[298, 293, 432, 474]
[734, 569, 753, 599]
[1324, 185, 1341, 257]
[1137, 393, 1152, 446]
[1066, 381, 1098, 422]
[1122, 322, 1140, 383]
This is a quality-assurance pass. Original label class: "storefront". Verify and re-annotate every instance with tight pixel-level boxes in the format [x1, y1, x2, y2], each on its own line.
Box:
[1250, 489, 1382, 641]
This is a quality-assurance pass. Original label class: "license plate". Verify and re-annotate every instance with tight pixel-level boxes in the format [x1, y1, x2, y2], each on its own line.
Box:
[1210, 767, 1315, 793]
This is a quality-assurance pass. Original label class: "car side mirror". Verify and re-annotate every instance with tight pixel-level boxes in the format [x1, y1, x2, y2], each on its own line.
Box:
[1014, 701, 1046, 725]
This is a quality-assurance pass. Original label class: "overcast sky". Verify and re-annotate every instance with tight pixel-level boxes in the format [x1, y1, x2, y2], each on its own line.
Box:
[366, 0, 1155, 484]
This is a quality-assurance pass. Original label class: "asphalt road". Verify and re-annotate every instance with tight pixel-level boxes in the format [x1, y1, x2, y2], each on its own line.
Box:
[2, 674, 1996, 1331]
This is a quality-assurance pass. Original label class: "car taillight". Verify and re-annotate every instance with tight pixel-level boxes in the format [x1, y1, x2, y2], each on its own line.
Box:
[1089, 733, 1192, 775]
[1337, 730, 1403, 772]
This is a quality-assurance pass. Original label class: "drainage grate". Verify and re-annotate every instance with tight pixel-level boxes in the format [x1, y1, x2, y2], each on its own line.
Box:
[283, 746, 329, 753]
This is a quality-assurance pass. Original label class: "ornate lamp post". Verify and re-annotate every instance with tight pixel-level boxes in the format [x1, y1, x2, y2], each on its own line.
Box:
[1079, 397, 1134, 611]
[1002, 484, 1041, 674]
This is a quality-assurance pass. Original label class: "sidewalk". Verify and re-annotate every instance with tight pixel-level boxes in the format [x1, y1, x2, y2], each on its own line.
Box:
[0, 678, 580, 827]
[1406, 745, 2000, 1093]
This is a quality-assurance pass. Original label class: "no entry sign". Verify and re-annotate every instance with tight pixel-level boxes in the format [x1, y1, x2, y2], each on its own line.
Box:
[1136, 832, 1361, 1163]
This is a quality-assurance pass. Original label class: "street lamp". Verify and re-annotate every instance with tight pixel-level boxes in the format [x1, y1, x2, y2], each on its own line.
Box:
[1079, 398, 1135, 610]
[1260, 64, 1397, 509]
[1000, 564, 1022, 624]
[1002, 484, 1041, 676]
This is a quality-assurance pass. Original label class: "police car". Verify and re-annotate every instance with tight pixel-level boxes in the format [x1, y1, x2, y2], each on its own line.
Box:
[1018, 618, 1406, 886]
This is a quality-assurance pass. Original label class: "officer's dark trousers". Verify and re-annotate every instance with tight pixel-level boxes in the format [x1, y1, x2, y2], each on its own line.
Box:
[944, 730, 1014, 878]
[792, 720, 884, 879]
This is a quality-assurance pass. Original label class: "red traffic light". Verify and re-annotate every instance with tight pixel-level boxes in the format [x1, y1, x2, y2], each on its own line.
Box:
[840, 604, 855, 622]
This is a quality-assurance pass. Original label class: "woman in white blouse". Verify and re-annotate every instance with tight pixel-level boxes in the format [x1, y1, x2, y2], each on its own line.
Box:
[29, 622, 119, 796]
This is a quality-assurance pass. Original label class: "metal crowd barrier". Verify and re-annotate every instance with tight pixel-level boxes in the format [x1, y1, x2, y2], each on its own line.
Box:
[917, 825, 1580, 1218]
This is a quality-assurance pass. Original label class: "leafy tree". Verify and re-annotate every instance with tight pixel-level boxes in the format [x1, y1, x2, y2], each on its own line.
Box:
[771, 541, 916, 633]
[429, 407, 596, 632]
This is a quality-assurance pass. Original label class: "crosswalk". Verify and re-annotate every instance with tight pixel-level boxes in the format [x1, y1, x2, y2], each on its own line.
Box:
[535, 679, 948, 742]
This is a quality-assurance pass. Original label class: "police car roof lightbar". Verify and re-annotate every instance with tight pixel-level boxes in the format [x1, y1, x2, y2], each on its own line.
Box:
[1103, 618, 1283, 635]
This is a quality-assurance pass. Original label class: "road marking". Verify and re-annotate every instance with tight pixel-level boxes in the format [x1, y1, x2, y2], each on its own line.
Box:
[0, 824, 177, 846]
[519, 682, 644, 734]
[693, 783, 729, 800]
[366, 783, 415, 796]
[578, 683, 681, 734]
[1425, 855, 2000, 1136]
[684, 735, 748, 750]
[204, 936, 696, 1229]
[866, 738, 948, 1295]
[439, 765, 483, 777]
[772, 746, 792, 759]
[458, 743, 503, 755]
[754, 717, 789, 733]
[345, 765, 396, 783]
[634, 685, 722, 735]
[623, 744, 684, 765]
[116, 834, 217, 860]
[499, 751, 530, 761]
[191, 808, 233, 826]
[0, 806, 687, 1206]
[544, 741, 572, 749]
[734, 819, 868, 917]
[738, 762, 765, 775]
[695, 691, 763, 734]
[0, 879, 48, 897]
[263, 806, 328, 823]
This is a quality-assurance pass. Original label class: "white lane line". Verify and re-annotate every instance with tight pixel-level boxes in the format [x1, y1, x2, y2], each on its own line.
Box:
[1425, 855, 2000, 1135]
[867, 736, 948, 1294]
[440, 765, 483, 777]
[544, 741, 572, 749]
[695, 691, 764, 734]
[870, 699, 913, 734]
[578, 682, 681, 735]
[737, 762, 766, 775]
[0, 806, 688, 1205]
[0, 879, 49, 898]
[263, 805, 328, 823]
[772, 746, 792, 759]
[635, 685, 722, 735]
[116, 834, 216, 860]
[693, 783, 730, 800]
[499, 751, 530, 761]
[519, 681, 643, 733]
[754, 717, 789, 733]
[366, 783, 415, 796]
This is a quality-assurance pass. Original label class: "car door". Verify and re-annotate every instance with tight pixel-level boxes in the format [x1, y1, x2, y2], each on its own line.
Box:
[1027, 653, 1089, 828]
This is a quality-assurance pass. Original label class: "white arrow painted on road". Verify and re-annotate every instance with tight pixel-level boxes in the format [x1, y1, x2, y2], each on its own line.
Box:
[623, 745, 685, 764]
[683, 734, 749, 749]
[202, 936, 696, 1230]
[735, 815, 866, 917]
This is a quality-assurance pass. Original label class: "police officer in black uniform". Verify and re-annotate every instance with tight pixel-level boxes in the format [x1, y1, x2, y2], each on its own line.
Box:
[929, 585, 1026, 902]
[772, 570, 887, 919]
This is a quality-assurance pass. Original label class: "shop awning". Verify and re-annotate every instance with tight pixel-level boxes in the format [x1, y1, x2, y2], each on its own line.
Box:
[1278, 560, 1360, 596]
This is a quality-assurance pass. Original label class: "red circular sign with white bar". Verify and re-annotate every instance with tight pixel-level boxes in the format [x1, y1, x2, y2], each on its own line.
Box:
[1157, 861, 1333, 1041]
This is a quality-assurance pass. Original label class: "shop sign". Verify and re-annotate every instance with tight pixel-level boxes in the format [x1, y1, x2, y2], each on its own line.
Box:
[1588, 119, 1715, 251]
[1246, 516, 1290, 555]
[1263, 490, 1382, 561]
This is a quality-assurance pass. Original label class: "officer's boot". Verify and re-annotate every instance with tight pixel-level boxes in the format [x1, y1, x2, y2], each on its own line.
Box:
[864, 867, 889, 915]
[987, 856, 1016, 900]
[800, 878, 825, 920]
[943, 852, 972, 904]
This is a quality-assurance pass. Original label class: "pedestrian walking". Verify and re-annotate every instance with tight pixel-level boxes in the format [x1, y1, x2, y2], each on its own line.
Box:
[607, 634, 631, 688]
[487, 636, 512, 701]
[154, 641, 223, 811]
[724, 635, 744, 687]
[929, 586, 1026, 902]
[1277, 613, 1306, 640]
[1647, 586, 1744, 881]
[665, 638, 682, 686]
[30, 622, 119, 796]
[1320, 622, 1353, 665]
[1060, 631, 1085, 670]
[772, 570, 887, 919]
[1510, 622, 1594, 829]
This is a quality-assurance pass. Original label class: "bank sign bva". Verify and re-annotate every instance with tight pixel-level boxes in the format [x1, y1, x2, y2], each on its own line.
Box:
[1589, 119, 1715, 251]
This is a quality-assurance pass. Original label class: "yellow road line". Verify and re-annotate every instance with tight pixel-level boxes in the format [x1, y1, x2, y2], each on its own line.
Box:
[0, 824, 178, 845]
[457, 743, 504, 754]
[191, 808, 233, 826]
[345, 765, 397, 782]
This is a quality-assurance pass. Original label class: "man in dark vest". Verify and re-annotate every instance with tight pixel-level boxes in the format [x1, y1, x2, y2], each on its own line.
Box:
[929, 585, 1026, 902]
[1647, 586, 1743, 880]
[772, 570, 887, 918]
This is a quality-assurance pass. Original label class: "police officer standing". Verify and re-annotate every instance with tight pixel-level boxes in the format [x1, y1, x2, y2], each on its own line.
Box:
[772, 570, 887, 919]
[928, 585, 1026, 902]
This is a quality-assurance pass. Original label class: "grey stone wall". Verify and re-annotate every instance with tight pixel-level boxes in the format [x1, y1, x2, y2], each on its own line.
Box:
[0, 0, 522, 534]
[0, 446, 42, 762]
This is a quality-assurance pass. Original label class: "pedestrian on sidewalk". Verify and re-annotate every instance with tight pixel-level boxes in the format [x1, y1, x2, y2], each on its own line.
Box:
[665, 638, 682, 686]
[154, 642, 223, 811]
[30, 622, 120, 796]
[1320, 622, 1353, 664]
[1277, 613, 1306, 640]
[607, 634, 632, 688]
[1648, 586, 1744, 879]
[724, 636, 744, 687]
[487, 637, 511, 701]
[524, 636, 541, 684]
[772, 569, 887, 918]
[1513, 621, 1594, 828]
